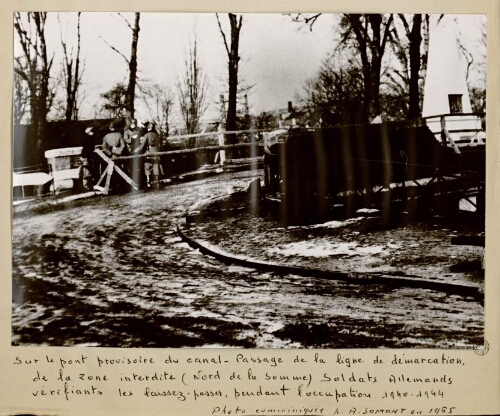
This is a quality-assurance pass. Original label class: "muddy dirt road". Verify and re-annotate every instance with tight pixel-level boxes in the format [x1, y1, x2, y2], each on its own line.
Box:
[12, 170, 483, 348]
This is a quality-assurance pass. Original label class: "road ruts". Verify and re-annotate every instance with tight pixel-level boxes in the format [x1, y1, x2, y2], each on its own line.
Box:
[12, 170, 483, 348]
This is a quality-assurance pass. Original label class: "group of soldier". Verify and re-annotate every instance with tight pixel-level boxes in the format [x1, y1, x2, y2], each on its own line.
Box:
[82, 118, 162, 191]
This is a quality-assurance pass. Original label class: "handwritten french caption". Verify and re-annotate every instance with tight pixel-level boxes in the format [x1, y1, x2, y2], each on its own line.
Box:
[11, 351, 466, 415]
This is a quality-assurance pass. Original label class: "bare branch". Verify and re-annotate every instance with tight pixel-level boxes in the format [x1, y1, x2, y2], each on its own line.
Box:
[14, 67, 29, 82]
[117, 13, 134, 31]
[288, 13, 322, 31]
[99, 35, 130, 64]
[397, 14, 411, 37]
[456, 36, 474, 81]
[380, 15, 394, 54]
[216, 14, 230, 56]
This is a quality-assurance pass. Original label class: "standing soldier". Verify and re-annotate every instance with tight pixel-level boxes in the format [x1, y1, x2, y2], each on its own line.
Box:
[81, 126, 97, 189]
[102, 120, 125, 158]
[123, 117, 144, 188]
[102, 120, 126, 191]
[123, 118, 141, 154]
[142, 122, 161, 189]
[263, 131, 280, 194]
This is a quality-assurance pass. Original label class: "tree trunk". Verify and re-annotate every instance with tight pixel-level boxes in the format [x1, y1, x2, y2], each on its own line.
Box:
[419, 14, 430, 114]
[127, 13, 140, 118]
[408, 14, 422, 120]
[368, 15, 382, 119]
[347, 14, 392, 123]
[65, 65, 74, 120]
[225, 14, 242, 145]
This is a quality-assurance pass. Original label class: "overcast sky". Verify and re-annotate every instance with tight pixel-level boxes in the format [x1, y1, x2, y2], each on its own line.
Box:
[14, 12, 486, 124]
[32, 13, 335, 122]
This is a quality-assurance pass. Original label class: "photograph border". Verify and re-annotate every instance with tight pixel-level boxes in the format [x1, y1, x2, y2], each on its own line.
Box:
[1, 1, 499, 415]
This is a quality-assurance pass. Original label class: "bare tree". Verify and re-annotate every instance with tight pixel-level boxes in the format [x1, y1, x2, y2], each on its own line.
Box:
[216, 13, 243, 144]
[140, 82, 175, 137]
[100, 12, 140, 118]
[177, 35, 208, 135]
[14, 12, 55, 158]
[340, 14, 394, 122]
[386, 14, 429, 120]
[299, 50, 365, 125]
[13, 70, 29, 124]
[474, 18, 487, 113]
[290, 13, 394, 123]
[58, 12, 84, 120]
[456, 16, 486, 114]
[99, 82, 128, 118]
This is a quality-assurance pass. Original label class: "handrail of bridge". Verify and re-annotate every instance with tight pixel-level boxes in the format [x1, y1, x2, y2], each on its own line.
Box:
[113, 141, 264, 161]
[422, 112, 485, 120]
[423, 112, 485, 153]
[166, 127, 273, 141]
[13, 164, 47, 174]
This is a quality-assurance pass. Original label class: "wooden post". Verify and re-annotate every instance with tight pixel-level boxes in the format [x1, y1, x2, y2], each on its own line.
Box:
[93, 148, 138, 194]
[94, 168, 109, 194]
[104, 160, 114, 194]
[440, 115, 447, 147]
[218, 124, 226, 165]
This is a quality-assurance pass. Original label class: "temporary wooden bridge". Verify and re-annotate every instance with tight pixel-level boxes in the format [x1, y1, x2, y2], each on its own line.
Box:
[268, 118, 485, 225]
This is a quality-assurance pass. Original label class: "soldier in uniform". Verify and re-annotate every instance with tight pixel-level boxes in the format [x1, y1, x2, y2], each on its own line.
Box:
[123, 118, 141, 154]
[123, 117, 145, 188]
[142, 122, 161, 189]
[81, 126, 97, 189]
[102, 121, 127, 191]
[102, 121, 125, 158]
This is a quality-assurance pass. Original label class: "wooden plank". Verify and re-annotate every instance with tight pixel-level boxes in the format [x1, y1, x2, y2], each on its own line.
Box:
[166, 127, 269, 141]
[94, 148, 137, 191]
[104, 161, 114, 195]
[423, 112, 485, 120]
[95, 148, 112, 163]
[113, 164, 138, 190]
[463, 197, 477, 208]
[442, 129, 461, 154]
[94, 149, 113, 189]
[95, 168, 108, 188]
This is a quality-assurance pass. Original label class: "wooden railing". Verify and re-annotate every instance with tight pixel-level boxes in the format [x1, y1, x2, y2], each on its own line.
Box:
[93, 128, 272, 195]
[423, 113, 485, 154]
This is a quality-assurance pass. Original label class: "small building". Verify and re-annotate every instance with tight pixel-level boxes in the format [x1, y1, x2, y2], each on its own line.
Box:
[279, 101, 322, 129]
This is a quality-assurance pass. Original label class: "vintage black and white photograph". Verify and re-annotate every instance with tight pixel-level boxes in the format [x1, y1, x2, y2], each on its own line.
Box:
[12, 12, 486, 349]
